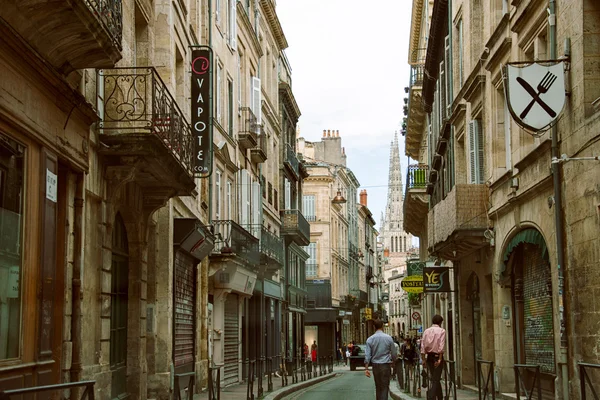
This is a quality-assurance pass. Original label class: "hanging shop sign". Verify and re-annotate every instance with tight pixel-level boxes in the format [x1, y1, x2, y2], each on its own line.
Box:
[505, 62, 566, 132]
[191, 46, 213, 177]
[406, 260, 425, 277]
[401, 275, 423, 293]
[423, 266, 451, 293]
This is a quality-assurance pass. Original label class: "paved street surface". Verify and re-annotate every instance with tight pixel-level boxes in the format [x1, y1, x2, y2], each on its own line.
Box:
[194, 364, 482, 399]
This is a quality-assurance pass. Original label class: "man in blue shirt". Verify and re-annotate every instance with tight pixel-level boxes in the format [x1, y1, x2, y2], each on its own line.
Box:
[364, 319, 398, 400]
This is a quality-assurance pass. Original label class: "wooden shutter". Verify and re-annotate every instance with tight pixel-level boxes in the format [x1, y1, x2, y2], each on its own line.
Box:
[284, 179, 291, 209]
[229, 0, 237, 49]
[251, 77, 261, 124]
[240, 169, 250, 226]
[468, 120, 478, 184]
[445, 35, 451, 117]
[477, 120, 484, 183]
[252, 179, 261, 228]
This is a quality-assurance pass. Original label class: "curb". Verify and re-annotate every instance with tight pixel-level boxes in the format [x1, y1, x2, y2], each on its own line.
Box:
[263, 373, 337, 400]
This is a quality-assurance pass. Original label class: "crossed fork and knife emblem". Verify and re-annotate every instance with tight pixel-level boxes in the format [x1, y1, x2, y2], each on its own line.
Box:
[517, 71, 558, 119]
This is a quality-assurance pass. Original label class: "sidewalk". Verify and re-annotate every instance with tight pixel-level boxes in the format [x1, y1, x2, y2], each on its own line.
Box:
[389, 377, 480, 400]
[194, 363, 345, 400]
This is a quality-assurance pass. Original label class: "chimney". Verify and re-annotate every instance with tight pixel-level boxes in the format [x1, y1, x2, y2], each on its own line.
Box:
[327, 129, 331, 137]
[336, 130, 339, 137]
[384, 248, 390, 257]
[323, 129, 326, 137]
[360, 190, 368, 206]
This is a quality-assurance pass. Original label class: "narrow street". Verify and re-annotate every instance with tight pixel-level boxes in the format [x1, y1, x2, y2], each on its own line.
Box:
[283, 370, 378, 400]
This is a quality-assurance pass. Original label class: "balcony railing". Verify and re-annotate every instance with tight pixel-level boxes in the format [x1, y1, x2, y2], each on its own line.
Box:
[284, 144, 299, 177]
[212, 220, 260, 266]
[250, 130, 268, 163]
[281, 209, 310, 246]
[239, 107, 259, 150]
[246, 225, 284, 267]
[410, 64, 424, 88]
[406, 164, 428, 189]
[99, 67, 195, 176]
[85, 0, 123, 49]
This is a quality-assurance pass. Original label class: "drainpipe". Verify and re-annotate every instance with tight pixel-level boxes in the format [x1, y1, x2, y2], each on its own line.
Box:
[70, 173, 85, 397]
[548, 1, 569, 399]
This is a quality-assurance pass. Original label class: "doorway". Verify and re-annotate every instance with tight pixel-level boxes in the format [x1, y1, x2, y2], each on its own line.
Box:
[110, 214, 129, 400]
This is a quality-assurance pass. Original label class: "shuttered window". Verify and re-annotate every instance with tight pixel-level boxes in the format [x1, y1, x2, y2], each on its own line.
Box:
[468, 120, 484, 184]
[303, 195, 315, 221]
[251, 77, 261, 124]
[228, 0, 237, 49]
[223, 294, 239, 385]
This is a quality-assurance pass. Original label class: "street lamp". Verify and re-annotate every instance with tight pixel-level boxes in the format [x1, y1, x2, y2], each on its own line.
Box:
[331, 188, 346, 204]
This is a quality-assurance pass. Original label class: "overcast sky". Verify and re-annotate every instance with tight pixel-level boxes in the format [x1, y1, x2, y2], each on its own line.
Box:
[277, 0, 413, 230]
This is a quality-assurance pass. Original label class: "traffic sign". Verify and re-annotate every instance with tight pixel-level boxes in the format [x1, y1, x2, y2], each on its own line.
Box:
[412, 311, 420, 321]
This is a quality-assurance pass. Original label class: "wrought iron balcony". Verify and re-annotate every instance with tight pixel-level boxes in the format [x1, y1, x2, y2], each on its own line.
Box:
[1, 0, 122, 71]
[238, 107, 259, 150]
[405, 47, 427, 160]
[250, 130, 268, 163]
[281, 209, 310, 246]
[284, 144, 299, 178]
[404, 164, 429, 237]
[245, 225, 284, 272]
[211, 220, 260, 266]
[98, 67, 196, 195]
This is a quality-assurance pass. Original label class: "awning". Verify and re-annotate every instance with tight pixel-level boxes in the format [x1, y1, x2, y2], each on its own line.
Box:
[422, 0, 448, 113]
[499, 228, 549, 275]
[173, 218, 215, 260]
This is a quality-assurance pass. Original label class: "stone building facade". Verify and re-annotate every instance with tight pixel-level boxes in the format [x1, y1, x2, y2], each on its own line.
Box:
[298, 130, 379, 354]
[0, 0, 303, 399]
[404, 0, 600, 398]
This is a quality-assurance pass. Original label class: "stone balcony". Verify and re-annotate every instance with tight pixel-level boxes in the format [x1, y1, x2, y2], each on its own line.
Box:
[1, 0, 122, 73]
[404, 164, 429, 237]
[250, 129, 268, 164]
[427, 184, 489, 260]
[98, 67, 196, 201]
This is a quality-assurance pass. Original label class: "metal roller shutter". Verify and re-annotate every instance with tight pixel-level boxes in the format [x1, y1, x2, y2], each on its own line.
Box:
[174, 251, 196, 370]
[224, 294, 239, 385]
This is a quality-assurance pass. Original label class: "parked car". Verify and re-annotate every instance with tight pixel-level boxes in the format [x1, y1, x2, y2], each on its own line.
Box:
[349, 344, 367, 371]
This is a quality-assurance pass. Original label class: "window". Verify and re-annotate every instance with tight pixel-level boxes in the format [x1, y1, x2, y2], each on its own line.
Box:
[284, 178, 291, 209]
[237, 53, 242, 114]
[227, 79, 234, 136]
[468, 119, 485, 184]
[458, 18, 464, 87]
[251, 76, 261, 123]
[305, 243, 317, 278]
[303, 195, 316, 221]
[228, 0, 236, 49]
[273, 189, 278, 211]
[0, 134, 24, 360]
[216, 63, 222, 124]
[215, 170, 222, 219]
[226, 180, 232, 220]
[268, 182, 272, 205]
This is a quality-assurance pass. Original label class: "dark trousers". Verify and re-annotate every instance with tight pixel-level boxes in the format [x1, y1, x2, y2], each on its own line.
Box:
[373, 363, 392, 400]
[426, 353, 444, 400]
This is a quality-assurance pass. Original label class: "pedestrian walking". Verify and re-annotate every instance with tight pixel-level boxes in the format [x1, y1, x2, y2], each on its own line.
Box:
[364, 319, 398, 400]
[420, 315, 446, 400]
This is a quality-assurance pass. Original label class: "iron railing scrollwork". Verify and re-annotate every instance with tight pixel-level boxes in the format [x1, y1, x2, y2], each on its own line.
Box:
[477, 360, 496, 400]
[239, 107, 259, 147]
[84, 0, 123, 49]
[284, 144, 299, 176]
[254, 129, 268, 159]
[580, 363, 600, 400]
[212, 220, 260, 265]
[281, 209, 310, 242]
[0, 380, 96, 400]
[99, 67, 195, 177]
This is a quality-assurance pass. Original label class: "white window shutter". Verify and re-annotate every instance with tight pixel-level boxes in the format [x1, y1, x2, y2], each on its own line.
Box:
[469, 120, 477, 184]
[241, 169, 249, 225]
[252, 179, 261, 227]
[230, 0, 237, 49]
[285, 179, 291, 209]
[444, 35, 451, 117]
[252, 77, 261, 124]
[504, 98, 512, 168]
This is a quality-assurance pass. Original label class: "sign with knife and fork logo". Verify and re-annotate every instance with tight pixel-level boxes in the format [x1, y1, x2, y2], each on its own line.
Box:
[506, 62, 566, 131]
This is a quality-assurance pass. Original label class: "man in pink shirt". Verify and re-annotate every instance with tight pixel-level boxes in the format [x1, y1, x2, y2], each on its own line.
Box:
[420, 315, 446, 400]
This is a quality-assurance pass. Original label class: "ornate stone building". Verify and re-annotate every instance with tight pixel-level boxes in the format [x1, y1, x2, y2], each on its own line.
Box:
[404, 0, 600, 398]
[0, 0, 302, 398]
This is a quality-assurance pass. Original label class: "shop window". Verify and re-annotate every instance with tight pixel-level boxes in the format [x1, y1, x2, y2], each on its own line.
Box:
[0, 134, 24, 360]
